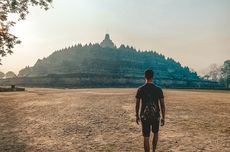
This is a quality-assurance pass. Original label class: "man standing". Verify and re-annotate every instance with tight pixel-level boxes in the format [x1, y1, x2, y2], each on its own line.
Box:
[135, 69, 165, 152]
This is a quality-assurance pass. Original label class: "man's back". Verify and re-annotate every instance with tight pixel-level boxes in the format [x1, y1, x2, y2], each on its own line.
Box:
[136, 83, 164, 117]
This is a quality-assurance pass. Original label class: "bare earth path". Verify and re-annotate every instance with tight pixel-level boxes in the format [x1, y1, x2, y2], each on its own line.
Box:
[0, 88, 229, 152]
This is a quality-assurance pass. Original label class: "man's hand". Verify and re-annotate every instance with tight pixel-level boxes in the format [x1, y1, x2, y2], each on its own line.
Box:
[136, 116, 140, 125]
[135, 98, 140, 125]
[161, 118, 165, 126]
[160, 98, 165, 127]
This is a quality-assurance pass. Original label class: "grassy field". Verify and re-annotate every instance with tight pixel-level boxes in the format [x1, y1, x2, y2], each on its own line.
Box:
[0, 88, 229, 152]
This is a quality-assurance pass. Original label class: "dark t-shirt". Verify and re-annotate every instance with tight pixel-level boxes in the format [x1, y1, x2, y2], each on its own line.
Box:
[136, 83, 164, 117]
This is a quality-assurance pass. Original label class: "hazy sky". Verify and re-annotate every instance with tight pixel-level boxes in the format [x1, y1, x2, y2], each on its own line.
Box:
[0, 0, 229, 75]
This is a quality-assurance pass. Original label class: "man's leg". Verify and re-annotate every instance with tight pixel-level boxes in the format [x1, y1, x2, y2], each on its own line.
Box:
[144, 137, 150, 152]
[152, 132, 158, 152]
[152, 119, 160, 152]
[141, 118, 151, 152]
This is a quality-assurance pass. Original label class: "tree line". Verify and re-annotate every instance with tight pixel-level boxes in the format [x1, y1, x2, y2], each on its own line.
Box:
[202, 60, 230, 88]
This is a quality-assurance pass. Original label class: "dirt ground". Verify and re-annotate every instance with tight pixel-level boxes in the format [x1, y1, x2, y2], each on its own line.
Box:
[0, 88, 229, 152]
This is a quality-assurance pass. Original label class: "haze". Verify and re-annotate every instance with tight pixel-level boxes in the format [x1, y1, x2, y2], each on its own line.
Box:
[0, 0, 229, 75]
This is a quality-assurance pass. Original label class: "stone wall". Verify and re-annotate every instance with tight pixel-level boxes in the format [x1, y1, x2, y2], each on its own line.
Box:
[0, 73, 223, 89]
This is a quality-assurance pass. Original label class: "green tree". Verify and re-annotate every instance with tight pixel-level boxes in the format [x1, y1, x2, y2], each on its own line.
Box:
[221, 60, 230, 88]
[0, 0, 52, 64]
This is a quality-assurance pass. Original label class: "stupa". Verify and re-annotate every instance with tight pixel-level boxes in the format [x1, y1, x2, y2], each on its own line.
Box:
[100, 34, 116, 48]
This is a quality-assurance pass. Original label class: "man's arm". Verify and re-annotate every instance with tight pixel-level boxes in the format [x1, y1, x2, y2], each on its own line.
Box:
[160, 98, 165, 126]
[135, 98, 140, 125]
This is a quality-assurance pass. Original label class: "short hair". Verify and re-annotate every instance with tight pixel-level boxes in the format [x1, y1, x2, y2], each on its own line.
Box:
[144, 69, 154, 80]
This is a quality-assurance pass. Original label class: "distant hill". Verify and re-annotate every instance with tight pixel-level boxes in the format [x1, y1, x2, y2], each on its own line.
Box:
[19, 34, 200, 81]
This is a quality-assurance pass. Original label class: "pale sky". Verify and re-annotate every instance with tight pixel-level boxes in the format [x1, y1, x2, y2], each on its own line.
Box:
[0, 0, 229, 75]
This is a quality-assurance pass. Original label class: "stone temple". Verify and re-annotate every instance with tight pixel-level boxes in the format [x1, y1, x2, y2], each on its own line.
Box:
[0, 34, 222, 88]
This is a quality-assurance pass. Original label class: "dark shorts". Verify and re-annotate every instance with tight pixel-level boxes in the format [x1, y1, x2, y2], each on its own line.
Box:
[141, 117, 160, 137]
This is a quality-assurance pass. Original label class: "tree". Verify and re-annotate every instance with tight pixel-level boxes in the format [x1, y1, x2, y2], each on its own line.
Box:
[0, 0, 52, 64]
[5, 71, 16, 78]
[0, 71, 5, 78]
[200, 63, 222, 81]
[207, 64, 221, 81]
[221, 60, 230, 88]
[203, 74, 210, 80]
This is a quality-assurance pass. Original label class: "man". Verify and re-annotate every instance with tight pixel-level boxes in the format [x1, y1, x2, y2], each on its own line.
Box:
[135, 69, 165, 152]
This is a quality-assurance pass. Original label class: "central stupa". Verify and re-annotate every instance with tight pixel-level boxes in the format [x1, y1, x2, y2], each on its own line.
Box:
[100, 34, 116, 49]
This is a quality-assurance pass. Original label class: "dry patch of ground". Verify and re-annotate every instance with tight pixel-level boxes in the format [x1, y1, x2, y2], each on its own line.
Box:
[0, 88, 229, 152]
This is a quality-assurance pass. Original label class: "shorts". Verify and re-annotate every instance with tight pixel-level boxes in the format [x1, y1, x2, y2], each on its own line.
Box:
[141, 116, 160, 137]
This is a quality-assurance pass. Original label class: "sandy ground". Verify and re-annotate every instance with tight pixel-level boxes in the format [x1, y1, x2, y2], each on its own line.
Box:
[0, 88, 229, 152]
